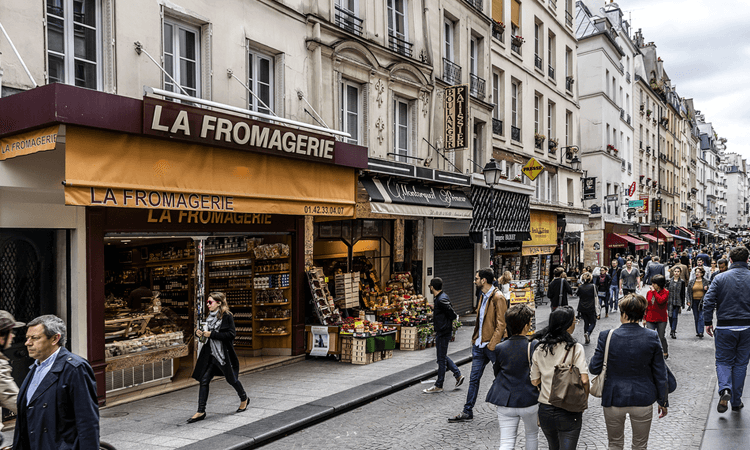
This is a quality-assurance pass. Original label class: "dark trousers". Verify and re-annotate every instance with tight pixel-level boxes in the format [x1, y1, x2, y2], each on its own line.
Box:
[668, 307, 680, 332]
[198, 356, 247, 413]
[463, 344, 495, 415]
[435, 334, 460, 388]
[580, 310, 597, 335]
[598, 290, 609, 315]
[715, 328, 750, 408]
[538, 403, 583, 450]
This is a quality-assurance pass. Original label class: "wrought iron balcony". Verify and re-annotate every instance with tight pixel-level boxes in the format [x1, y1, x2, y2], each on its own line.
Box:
[511, 126, 521, 142]
[492, 118, 503, 136]
[443, 58, 462, 85]
[565, 10, 573, 27]
[627, 114, 631, 125]
[549, 0, 557, 10]
[619, 61, 624, 72]
[548, 65, 555, 79]
[464, 0, 483, 13]
[389, 34, 413, 57]
[620, 108, 624, 120]
[470, 73, 486, 99]
[626, 71, 631, 83]
[335, 6, 363, 36]
[535, 55, 543, 70]
[566, 76, 574, 92]
[492, 23, 504, 42]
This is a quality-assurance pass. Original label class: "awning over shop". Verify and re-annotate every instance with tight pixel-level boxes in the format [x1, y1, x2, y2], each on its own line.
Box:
[655, 227, 673, 241]
[469, 185, 531, 243]
[670, 233, 694, 243]
[678, 226, 695, 240]
[636, 233, 658, 243]
[360, 176, 472, 219]
[606, 233, 649, 251]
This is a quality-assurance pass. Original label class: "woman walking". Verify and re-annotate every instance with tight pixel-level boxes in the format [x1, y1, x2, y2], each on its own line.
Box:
[645, 274, 669, 359]
[589, 294, 669, 450]
[576, 273, 598, 344]
[688, 267, 710, 338]
[667, 267, 686, 339]
[530, 306, 589, 450]
[594, 267, 612, 319]
[486, 304, 539, 450]
[188, 292, 248, 423]
[499, 271, 513, 300]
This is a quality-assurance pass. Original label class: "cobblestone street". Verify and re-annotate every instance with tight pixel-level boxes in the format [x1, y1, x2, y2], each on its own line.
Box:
[262, 298, 716, 449]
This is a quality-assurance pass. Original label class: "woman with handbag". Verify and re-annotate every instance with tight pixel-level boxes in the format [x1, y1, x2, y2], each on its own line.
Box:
[687, 267, 710, 338]
[589, 294, 669, 450]
[486, 304, 539, 450]
[667, 267, 686, 339]
[594, 267, 612, 319]
[576, 273, 599, 345]
[530, 306, 589, 450]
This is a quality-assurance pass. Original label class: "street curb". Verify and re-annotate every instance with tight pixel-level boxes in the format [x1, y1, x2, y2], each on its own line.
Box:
[177, 347, 473, 450]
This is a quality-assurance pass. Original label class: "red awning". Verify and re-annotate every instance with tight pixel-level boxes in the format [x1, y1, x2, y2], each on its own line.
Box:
[655, 227, 673, 241]
[606, 233, 649, 251]
[634, 233, 657, 243]
[678, 226, 695, 239]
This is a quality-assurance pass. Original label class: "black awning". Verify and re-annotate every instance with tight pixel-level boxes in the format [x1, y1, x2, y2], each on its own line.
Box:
[361, 176, 472, 209]
[469, 185, 531, 243]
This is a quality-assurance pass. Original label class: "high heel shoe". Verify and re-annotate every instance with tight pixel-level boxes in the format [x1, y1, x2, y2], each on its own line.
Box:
[187, 412, 206, 423]
[237, 398, 249, 413]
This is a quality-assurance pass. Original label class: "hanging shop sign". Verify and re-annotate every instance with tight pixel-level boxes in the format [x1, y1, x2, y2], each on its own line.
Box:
[628, 200, 644, 209]
[522, 157, 545, 182]
[361, 177, 472, 209]
[583, 177, 597, 200]
[0, 125, 61, 161]
[444, 85, 468, 150]
[628, 182, 636, 197]
[638, 195, 649, 217]
[522, 211, 558, 256]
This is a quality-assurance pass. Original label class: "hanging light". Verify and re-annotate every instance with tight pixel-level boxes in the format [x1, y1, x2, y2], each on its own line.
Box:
[483, 158, 503, 186]
[570, 156, 582, 172]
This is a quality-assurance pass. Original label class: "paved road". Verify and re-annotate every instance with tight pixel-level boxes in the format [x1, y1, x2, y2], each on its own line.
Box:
[262, 296, 716, 449]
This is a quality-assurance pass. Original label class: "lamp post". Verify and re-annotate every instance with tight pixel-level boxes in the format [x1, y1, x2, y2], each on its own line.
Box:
[654, 211, 662, 259]
[483, 158, 503, 275]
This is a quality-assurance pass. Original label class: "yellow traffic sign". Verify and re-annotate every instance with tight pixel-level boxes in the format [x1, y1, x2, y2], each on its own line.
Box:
[522, 157, 545, 182]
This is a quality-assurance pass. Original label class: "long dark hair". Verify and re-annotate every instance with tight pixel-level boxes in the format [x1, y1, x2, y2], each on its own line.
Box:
[531, 306, 576, 355]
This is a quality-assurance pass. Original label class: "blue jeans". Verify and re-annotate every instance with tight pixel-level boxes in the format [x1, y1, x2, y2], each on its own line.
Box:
[715, 327, 750, 407]
[598, 290, 609, 315]
[538, 403, 583, 450]
[669, 308, 680, 332]
[435, 334, 460, 388]
[609, 285, 620, 310]
[693, 306, 705, 335]
[463, 344, 495, 415]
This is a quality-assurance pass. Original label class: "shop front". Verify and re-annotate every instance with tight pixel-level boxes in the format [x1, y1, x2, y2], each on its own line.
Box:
[602, 223, 649, 263]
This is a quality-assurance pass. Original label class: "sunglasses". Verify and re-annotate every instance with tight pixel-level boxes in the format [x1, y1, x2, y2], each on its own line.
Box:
[207, 299, 217, 305]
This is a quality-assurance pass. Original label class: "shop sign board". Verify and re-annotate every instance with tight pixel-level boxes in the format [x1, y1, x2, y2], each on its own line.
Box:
[628, 182, 636, 197]
[583, 177, 597, 200]
[444, 85, 468, 150]
[495, 241, 522, 253]
[522, 157, 544, 182]
[590, 204, 601, 214]
[638, 195, 649, 217]
[0, 125, 60, 161]
[522, 245, 557, 256]
[361, 177, 472, 209]
[628, 200, 644, 208]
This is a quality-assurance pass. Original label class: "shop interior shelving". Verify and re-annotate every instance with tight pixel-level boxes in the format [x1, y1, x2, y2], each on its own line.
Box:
[253, 256, 292, 348]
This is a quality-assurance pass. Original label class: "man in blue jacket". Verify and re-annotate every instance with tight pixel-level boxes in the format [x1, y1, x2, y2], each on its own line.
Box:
[13, 315, 99, 449]
[704, 246, 750, 413]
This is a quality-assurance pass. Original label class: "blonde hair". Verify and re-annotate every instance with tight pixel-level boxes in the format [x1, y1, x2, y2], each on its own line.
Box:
[208, 292, 231, 318]
[581, 272, 593, 283]
[499, 271, 513, 285]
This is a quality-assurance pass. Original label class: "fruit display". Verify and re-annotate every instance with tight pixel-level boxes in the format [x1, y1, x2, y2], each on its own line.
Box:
[338, 317, 396, 337]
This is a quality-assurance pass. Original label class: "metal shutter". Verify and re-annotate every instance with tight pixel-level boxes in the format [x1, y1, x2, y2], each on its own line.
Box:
[434, 237, 474, 315]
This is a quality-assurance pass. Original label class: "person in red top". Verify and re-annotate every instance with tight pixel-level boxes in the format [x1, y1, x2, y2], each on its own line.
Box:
[645, 274, 670, 359]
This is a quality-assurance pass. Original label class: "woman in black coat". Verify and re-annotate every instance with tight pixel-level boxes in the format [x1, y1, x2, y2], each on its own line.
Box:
[188, 292, 248, 423]
[577, 273, 599, 345]
[547, 267, 572, 311]
[594, 266, 612, 318]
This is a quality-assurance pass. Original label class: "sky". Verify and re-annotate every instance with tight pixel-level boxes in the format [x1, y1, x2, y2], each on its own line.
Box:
[613, 0, 750, 159]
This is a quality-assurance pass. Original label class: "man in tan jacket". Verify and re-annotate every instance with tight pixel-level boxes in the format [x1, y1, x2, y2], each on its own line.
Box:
[449, 268, 507, 422]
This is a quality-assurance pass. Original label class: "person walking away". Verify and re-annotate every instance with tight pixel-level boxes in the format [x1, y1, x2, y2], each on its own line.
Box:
[595, 267, 612, 319]
[590, 294, 669, 450]
[530, 306, 589, 450]
[688, 268, 709, 338]
[697, 248, 711, 266]
[616, 253, 626, 268]
[704, 246, 750, 413]
[423, 278, 464, 393]
[643, 256, 665, 286]
[576, 273, 599, 344]
[642, 252, 652, 271]
[645, 274, 669, 359]
[667, 267, 686, 339]
[13, 315, 99, 450]
[619, 259, 641, 297]
[189, 292, 248, 423]
[449, 268, 507, 422]
[609, 259, 622, 311]
[0, 311, 23, 445]
[547, 267, 572, 312]
[486, 304, 540, 450]
[499, 271, 513, 301]
[680, 251, 690, 267]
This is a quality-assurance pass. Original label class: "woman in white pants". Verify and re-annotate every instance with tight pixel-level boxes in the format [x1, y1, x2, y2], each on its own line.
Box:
[486, 304, 539, 450]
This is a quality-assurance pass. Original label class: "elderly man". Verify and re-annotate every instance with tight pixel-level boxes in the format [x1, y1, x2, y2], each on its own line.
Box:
[13, 315, 99, 450]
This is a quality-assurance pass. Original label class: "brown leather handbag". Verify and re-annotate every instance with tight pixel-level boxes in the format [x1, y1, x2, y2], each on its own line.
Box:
[548, 345, 588, 412]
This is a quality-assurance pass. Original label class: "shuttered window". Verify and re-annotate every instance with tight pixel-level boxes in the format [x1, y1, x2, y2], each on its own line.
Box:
[492, 0, 503, 23]
[511, 0, 521, 29]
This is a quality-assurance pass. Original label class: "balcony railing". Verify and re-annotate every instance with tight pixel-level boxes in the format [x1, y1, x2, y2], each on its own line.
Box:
[389, 34, 413, 57]
[549, 0, 557, 9]
[620, 108, 624, 120]
[492, 118, 503, 136]
[566, 76, 574, 91]
[626, 71, 631, 83]
[535, 55, 543, 70]
[492, 23, 504, 42]
[565, 10, 573, 27]
[511, 39, 522, 55]
[443, 58, 462, 85]
[470, 73, 486, 99]
[335, 6, 363, 36]
[548, 65, 555, 79]
[464, 0, 483, 13]
[511, 125, 521, 142]
[619, 61, 624, 72]
[627, 114, 631, 125]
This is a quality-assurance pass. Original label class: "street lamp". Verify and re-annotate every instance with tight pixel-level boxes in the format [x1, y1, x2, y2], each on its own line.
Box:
[570, 156, 582, 172]
[483, 158, 502, 276]
[483, 158, 503, 186]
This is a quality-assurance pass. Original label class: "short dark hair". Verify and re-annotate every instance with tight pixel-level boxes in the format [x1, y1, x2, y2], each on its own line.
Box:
[506, 304, 534, 337]
[429, 277, 443, 290]
[652, 256, 660, 262]
[619, 294, 648, 322]
[718, 258, 728, 266]
[695, 267, 706, 276]
[477, 268, 495, 285]
[651, 274, 666, 289]
[730, 246, 749, 264]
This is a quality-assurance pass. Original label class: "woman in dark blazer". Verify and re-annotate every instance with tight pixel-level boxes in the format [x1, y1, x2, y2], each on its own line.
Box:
[486, 304, 539, 450]
[589, 294, 669, 449]
[547, 267, 572, 311]
[188, 292, 248, 423]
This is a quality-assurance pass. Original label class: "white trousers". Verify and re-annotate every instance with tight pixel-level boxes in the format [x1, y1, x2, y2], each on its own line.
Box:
[496, 403, 539, 450]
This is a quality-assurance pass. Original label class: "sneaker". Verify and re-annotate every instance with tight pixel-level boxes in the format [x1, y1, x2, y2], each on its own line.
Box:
[733, 402, 744, 412]
[448, 412, 473, 423]
[423, 385, 443, 394]
[584, 333, 590, 344]
[718, 389, 732, 413]
[454, 374, 465, 388]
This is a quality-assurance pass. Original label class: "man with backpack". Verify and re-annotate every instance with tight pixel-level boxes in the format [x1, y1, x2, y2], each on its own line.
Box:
[423, 277, 465, 394]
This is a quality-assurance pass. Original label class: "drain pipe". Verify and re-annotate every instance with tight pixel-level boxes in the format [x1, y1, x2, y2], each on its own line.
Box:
[0, 20, 37, 87]
[422, 0, 437, 168]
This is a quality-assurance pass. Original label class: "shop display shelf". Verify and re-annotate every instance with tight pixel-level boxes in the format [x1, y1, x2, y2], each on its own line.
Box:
[208, 275, 252, 279]
[160, 288, 188, 292]
[255, 332, 290, 336]
[253, 317, 290, 321]
[255, 302, 290, 306]
[254, 287, 290, 291]
[255, 271, 290, 275]
[222, 287, 253, 291]
[234, 319, 254, 324]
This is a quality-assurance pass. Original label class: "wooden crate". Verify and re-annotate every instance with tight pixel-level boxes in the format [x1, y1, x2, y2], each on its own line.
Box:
[382, 350, 393, 360]
[352, 351, 374, 365]
[372, 350, 382, 362]
[340, 335, 353, 363]
[400, 327, 418, 351]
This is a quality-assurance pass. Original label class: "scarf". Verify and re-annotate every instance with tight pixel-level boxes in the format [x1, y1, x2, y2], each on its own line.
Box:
[206, 310, 226, 366]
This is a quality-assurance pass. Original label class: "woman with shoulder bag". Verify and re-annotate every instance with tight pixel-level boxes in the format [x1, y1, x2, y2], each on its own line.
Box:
[687, 267, 710, 338]
[576, 273, 599, 345]
[589, 294, 669, 450]
[188, 292, 249, 423]
[667, 267, 686, 339]
[594, 266, 612, 319]
[530, 306, 589, 450]
[486, 304, 540, 450]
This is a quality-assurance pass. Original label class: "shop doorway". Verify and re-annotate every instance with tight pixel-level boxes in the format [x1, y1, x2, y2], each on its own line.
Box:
[434, 237, 474, 315]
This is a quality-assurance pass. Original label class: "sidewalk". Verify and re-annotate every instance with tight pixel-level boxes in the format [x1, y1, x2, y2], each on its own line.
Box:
[701, 373, 750, 450]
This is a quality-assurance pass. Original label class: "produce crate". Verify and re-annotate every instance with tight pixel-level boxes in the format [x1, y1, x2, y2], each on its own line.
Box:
[340, 335, 353, 363]
[375, 334, 396, 351]
[382, 350, 393, 360]
[400, 327, 418, 351]
[372, 350, 382, 362]
[352, 351, 374, 365]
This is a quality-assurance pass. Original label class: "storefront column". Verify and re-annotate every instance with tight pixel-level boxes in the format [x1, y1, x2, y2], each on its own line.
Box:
[85, 208, 107, 405]
[292, 217, 306, 355]
[304, 215, 314, 267]
[193, 239, 206, 366]
[394, 218, 405, 272]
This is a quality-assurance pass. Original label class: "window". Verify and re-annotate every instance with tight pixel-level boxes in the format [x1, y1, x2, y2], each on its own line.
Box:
[248, 49, 274, 114]
[547, 101, 555, 141]
[565, 111, 572, 146]
[473, 122, 483, 172]
[565, 47, 572, 76]
[340, 80, 361, 145]
[534, 94, 541, 134]
[605, 70, 610, 97]
[548, 32, 556, 79]
[387, 0, 408, 51]
[393, 97, 411, 162]
[534, 22, 540, 57]
[470, 37, 478, 75]
[511, 80, 520, 141]
[493, 72, 500, 119]
[164, 20, 200, 97]
[444, 18, 454, 62]
[46, 0, 100, 89]
[511, 0, 521, 36]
